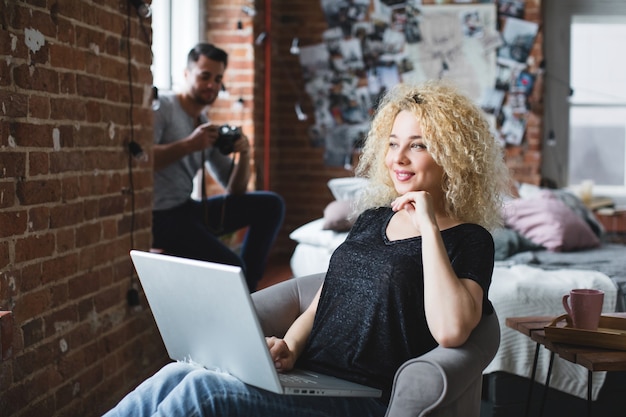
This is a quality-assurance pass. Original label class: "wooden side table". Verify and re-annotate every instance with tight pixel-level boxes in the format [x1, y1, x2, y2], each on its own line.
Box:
[505, 314, 626, 417]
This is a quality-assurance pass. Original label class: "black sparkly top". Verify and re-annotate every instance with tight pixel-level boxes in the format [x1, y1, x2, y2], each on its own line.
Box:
[297, 207, 495, 404]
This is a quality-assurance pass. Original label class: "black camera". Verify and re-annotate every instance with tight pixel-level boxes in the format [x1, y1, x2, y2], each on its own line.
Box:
[215, 125, 242, 155]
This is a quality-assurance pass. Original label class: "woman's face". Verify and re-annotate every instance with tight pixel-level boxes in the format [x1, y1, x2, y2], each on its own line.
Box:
[384, 110, 445, 197]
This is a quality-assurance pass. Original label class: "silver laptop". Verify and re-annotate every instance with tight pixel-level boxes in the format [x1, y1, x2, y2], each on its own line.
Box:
[130, 250, 382, 398]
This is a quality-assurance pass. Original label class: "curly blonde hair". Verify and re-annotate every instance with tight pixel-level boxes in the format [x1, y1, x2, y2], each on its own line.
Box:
[354, 81, 511, 231]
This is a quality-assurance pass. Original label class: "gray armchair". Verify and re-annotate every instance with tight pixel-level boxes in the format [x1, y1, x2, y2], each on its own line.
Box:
[251, 273, 500, 417]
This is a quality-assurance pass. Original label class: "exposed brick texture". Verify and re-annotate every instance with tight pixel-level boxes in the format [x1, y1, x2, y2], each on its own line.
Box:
[0, 0, 544, 415]
[0, 1, 166, 416]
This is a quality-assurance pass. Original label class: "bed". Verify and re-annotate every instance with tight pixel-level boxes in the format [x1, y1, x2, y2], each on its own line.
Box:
[288, 178, 626, 416]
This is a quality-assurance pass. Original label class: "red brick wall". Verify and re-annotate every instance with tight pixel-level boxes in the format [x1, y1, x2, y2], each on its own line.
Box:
[0, 1, 167, 416]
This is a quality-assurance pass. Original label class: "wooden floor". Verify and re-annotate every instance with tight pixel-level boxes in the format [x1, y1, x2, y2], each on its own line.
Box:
[257, 253, 294, 290]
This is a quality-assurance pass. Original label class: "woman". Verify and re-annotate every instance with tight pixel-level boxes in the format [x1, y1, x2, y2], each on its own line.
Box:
[104, 81, 510, 417]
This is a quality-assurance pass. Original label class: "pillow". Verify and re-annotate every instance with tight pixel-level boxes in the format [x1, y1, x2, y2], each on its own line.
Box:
[327, 177, 368, 201]
[503, 190, 601, 252]
[322, 200, 354, 232]
[289, 218, 348, 250]
[550, 188, 605, 237]
[492, 227, 543, 260]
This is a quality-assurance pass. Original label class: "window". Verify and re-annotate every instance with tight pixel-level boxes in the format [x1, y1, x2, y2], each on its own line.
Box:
[568, 17, 626, 193]
[151, 0, 203, 91]
[543, 0, 626, 205]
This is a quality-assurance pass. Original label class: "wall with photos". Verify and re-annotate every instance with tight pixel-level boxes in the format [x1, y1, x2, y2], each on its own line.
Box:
[249, 0, 544, 255]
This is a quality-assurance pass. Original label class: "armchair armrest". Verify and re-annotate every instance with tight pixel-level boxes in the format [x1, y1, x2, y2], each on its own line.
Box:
[385, 312, 500, 417]
[251, 273, 325, 337]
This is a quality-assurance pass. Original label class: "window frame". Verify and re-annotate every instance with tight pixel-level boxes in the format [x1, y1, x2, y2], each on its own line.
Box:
[543, 0, 626, 205]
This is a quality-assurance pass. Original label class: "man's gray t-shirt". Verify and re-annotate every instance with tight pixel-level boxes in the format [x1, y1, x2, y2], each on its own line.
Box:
[153, 92, 234, 211]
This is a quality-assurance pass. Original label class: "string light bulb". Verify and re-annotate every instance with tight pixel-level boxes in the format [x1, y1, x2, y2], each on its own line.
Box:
[233, 97, 244, 112]
[295, 102, 308, 121]
[242, 5, 256, 16]
[290, 38, 300, 55]
[129, 0, 152, 18]
[219, 84, 230, 99]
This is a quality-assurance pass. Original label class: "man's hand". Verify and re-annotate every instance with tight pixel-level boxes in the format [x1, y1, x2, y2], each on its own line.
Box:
[187, 122, 218, 152]
[232, 133, 251, 155]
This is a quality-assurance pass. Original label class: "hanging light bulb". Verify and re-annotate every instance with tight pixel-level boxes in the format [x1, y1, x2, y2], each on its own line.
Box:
[219, 84, 230, 99]
[295, 102, 308, 121]
[255, 32, 267, 46]
[233, 97, 244, 112]
[242, 5, 256, 16]
[151, 86, 160, 110]
[129, 0, 152, 18]
[290, 38, 300, 55]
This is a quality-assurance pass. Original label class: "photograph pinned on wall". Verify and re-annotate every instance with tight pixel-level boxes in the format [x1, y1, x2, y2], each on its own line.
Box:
[323, 122, 370, 169]
[403, 4, 423, 44]
[401, 3, 498, 102]
[337, 38, 366, 71]
[497, 0, 525, 19]
[370, 62, 401, 94]
[479, 88, 506, 117]
[497, 17, 538, 66]
[507, 86, 529, 112]
[322, 27, 344, 56]
[321, 0, 370, 37]
[299, 44, 331, 80]
[382, 25, 407, 54]
[461, 10, 484, 38]
[480, 28, 504, 54]
[495, 63, 512, 90]
[515, 70, 535, 96]
[500, 105, 527, 146]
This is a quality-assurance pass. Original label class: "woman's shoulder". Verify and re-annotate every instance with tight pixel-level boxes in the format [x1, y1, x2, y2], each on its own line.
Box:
[443, 223, 494, 246]
[355, 206, 392, 222]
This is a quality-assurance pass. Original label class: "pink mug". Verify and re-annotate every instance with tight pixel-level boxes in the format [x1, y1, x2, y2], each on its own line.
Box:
[562, 289, 604, 330]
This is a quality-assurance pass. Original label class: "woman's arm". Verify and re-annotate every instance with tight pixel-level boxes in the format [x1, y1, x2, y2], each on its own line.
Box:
[266, 286, 322, 371]
[392, 191, 484, 348]
[419, 221, 484, 347]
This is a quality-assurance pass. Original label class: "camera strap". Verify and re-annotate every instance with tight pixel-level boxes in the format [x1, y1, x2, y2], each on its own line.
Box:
[201, 148, 209, 227]
[200, 147, 229, 235]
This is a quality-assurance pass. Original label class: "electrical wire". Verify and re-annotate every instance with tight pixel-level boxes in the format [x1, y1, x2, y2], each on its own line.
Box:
[125, 0, 140, 306]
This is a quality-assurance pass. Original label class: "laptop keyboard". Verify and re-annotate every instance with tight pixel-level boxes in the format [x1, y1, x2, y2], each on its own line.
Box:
[278, 373, 318, 385]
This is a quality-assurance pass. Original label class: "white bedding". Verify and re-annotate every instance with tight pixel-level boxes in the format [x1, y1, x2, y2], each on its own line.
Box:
[289, 218, 619, 400]
[289, 218, 348, 277]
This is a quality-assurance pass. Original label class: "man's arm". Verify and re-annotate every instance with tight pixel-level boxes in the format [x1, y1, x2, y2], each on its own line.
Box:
[225, 135, 252, 195]
[153, 122, 218, 171]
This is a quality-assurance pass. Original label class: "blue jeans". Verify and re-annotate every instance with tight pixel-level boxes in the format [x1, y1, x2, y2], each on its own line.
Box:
[103, 362, 388, 417]
[152, 192, 284, 291]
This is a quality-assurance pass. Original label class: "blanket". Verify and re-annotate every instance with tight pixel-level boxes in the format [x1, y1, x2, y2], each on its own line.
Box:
[485, 264, 618, 400]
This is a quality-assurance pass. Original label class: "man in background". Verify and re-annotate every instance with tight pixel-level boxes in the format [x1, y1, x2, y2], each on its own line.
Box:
[151, 42, 285, 291]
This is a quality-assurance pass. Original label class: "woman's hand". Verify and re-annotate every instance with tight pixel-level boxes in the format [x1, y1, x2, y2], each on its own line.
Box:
[391, 191, 437, 229]
[266, 336, 297, 372]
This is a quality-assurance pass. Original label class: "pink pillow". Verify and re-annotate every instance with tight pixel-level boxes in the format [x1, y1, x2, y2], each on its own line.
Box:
[503, 190, 600, 252]
[322, 200, 354, 232]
